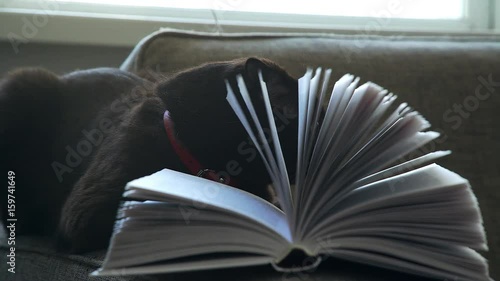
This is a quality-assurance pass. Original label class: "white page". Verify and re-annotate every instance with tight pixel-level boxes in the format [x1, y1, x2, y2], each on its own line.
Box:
[322, 240, 491, 281]
[301, 69, 332, 181]
[94, 254, 273, 276]
[298, 107, 438, 235]
[308, 74, 355, 172]
[299, 77, 359, 219]
[340, 92, 397, 160]
[226, 78, 280, 187]
[100, 197, 292, 270]
[306, 164, 479, 239]
[305, 75, 358, 187]
[226, 74, 293, 220]
[298, 69, 327, 222]
[124, 169, 292, 242]
[309, 150, 453, 217]
[316, 82, 371, 164]
[295, 68, 313, 194]
[330, 130, 440, 190]
[307, 68, 331, 160]
[104, 224, 282, 268]
[332, 85, 388, 169]
[258, 71, 293, 217]
[236, 75, 281, 185]
[352, 150, 452, 189]
[303, 69, 332, 184]
[300, 83, 385, 219]
[303, 68, 322, 162]
[120, 201, 288, 242]
[319, 112, 436, 190]
[310, 179, 486, 250]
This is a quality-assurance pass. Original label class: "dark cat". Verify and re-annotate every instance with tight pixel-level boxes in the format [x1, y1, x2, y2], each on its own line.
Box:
[0, 58, 298, 253]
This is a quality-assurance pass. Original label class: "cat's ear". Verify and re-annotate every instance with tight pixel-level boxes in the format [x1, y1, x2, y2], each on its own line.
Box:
[245, 57, 266, 78]
[244, 57, 276, 84]
[243, 57, 298, 116]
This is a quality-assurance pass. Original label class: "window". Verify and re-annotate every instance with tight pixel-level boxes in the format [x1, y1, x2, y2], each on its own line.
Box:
[48, 0, 466, 19]
[0, 0, 497, 47]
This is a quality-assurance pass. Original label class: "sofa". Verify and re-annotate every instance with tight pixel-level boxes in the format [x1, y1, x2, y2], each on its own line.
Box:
[1, 29, 499, 281]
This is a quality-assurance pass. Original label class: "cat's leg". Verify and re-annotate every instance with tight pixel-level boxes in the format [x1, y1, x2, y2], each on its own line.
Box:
[56, 97, 171, 253]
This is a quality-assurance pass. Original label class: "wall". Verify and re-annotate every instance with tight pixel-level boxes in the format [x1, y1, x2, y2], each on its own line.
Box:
[0, 41, 133, 76]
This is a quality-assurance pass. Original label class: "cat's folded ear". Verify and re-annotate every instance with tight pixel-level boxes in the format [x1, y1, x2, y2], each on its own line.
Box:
[244, 57, 286, 85]
[243, 57, 298, 114]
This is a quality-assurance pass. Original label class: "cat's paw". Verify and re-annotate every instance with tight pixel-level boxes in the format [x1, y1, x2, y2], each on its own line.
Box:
[56, 200, 115, 253]
[56, 208, 95, 253]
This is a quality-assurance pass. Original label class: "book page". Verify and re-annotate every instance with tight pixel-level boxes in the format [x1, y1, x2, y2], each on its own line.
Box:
[307, 164, 482, 238]
[258, 71, 293, 215]
[295, 74, 358, 232]
[303, 68, 322, 164]
[102, 216, 284, 269]
[97, 169, 293, 273]
[351, 150, 451, 189]
[94, 253, 273, 276]
[304, 68, 331, 165]
[123, 169, 291, 242]
[304, 129, 440, 220]
[304, 164, 490, 280]
[296, 77, 441, 237]
[287, 71, 489, 279]
[295, 69, 341, 234]
[226, 73, 294, 222]
[320, 239, 491, 281]
[294, 68, 313, 207]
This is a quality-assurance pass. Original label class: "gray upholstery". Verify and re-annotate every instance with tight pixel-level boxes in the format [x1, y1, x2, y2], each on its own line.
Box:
[0, 233, 435, 281]
[0, 233, 154, 281]
[1, 29, 499, 280]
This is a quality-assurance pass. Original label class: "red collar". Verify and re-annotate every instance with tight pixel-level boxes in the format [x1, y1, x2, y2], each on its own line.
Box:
[163, 111, 236, 186]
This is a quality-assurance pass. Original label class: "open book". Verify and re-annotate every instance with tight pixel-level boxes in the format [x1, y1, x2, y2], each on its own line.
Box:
[94, 69, 491, 281]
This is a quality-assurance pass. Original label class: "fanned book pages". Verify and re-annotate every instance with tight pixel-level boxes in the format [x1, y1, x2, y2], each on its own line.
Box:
[93, 69, 492, 281]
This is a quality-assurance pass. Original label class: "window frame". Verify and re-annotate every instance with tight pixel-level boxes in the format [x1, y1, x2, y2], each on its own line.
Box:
[0, 0, 497, 47]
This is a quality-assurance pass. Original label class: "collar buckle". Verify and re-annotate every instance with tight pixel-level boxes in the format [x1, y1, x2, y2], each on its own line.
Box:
[197, 169, 229, 184]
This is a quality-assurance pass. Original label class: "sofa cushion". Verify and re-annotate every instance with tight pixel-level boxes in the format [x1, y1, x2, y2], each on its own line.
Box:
[0, 231, 158, 281]
[0, 231, 433, 281]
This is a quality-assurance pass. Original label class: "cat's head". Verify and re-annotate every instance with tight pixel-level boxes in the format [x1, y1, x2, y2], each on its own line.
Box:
[156, 57, 298, 201]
